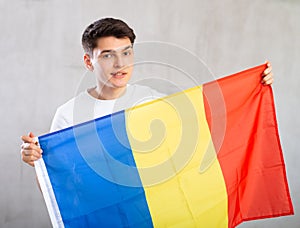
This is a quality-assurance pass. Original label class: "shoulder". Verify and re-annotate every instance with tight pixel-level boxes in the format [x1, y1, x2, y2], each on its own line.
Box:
[50, 91, 89, 132]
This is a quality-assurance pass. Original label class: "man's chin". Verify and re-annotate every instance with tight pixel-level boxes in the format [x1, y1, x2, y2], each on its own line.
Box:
[109, 78, 130, 88]
[110, 81, 128, 89]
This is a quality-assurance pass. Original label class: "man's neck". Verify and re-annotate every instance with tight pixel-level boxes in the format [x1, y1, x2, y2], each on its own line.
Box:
[89, 85, 127, 100]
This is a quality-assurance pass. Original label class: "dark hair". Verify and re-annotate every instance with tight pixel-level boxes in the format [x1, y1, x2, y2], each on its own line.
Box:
[81, 18, 136, 54]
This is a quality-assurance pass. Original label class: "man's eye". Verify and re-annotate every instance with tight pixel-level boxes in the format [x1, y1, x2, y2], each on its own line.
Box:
[123, 51, 132, 56]
[102, 54, 113, 59]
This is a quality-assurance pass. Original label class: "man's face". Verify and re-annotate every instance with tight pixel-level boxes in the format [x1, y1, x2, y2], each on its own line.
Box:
[90, 36, 134, 89]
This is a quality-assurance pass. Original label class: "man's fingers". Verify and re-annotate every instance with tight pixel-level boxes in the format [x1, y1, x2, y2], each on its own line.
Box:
[21, 141, 43, 164]
[263, 78, 274, 85]
[20, 132, 39, 167]
[21, 133, 38, 144]
[22, 148, 42, 158]
[21, 154, 36, 167]
[261, 72, 274, 85]
[21, 135, 34, 143]
[263, 65, 272, 75]
[262, 72, 273, 82]
[21, 142, 32, 150]
[21, 142, 42, 151]
[261, 61, 274, 85]
[21, 149, 41, 166]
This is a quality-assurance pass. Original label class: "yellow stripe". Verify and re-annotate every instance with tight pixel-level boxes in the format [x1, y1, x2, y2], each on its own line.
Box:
[125, 86, 228, 227]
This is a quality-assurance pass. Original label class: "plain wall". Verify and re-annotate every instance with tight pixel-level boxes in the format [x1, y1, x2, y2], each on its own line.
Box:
[0, 0, 299, 227]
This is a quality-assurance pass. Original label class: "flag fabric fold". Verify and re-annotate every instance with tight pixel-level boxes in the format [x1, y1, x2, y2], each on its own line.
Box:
[35, 64, 293, 228]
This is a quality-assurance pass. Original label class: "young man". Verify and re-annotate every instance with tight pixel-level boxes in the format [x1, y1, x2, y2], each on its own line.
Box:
[21, 17, 274, 166]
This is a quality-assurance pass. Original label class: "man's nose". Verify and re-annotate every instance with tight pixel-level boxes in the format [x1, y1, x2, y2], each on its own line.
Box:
[113, 55, 124, 69]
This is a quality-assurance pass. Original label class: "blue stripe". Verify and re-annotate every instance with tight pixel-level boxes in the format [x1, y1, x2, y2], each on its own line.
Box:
[39, 111, 153, 227]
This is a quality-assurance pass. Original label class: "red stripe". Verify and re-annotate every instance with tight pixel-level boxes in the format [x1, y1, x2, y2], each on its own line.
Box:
[203, 64, 294, 228]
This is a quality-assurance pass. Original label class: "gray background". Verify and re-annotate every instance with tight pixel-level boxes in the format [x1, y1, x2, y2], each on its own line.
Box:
[1, 0, 299, 227]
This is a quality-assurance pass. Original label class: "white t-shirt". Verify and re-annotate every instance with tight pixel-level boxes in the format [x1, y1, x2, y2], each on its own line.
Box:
[50, 84, 165, 132]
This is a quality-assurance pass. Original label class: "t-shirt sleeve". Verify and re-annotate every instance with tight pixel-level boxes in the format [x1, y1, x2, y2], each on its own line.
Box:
[49, 107, 69, 132]
[148, 87, 167, 99]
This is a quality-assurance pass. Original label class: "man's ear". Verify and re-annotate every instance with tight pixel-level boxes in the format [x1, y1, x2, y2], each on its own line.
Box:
[83, 54, 94, 71]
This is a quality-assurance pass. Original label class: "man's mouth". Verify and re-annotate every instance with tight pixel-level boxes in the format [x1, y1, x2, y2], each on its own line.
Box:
[111, 71, 127, 78]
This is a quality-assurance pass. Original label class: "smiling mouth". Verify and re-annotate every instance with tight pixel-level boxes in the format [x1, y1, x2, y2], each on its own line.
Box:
[111, 72, 127, 78]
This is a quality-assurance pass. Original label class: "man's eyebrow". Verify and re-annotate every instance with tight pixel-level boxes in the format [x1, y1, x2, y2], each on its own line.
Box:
[100, 45, 132, 54]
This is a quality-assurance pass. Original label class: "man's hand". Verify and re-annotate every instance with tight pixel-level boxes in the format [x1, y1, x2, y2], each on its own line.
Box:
[21, 132, 42, 167]
[261, 61, 274, 85]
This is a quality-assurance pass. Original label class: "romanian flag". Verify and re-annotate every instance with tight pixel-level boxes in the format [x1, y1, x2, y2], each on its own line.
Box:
[35, 64, 293, 228]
